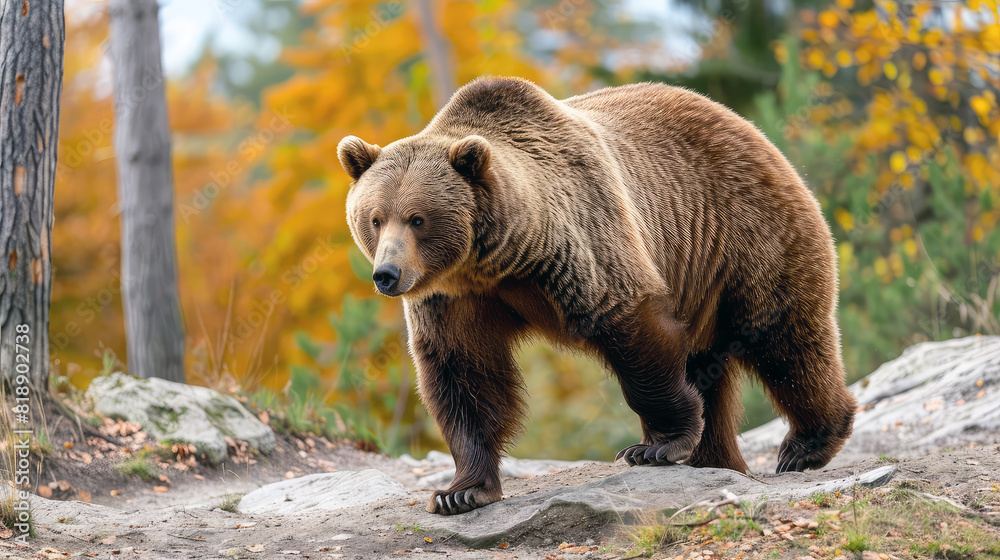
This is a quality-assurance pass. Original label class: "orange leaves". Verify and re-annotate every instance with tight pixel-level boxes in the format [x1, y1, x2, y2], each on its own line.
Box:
[166, 63, 241, 134]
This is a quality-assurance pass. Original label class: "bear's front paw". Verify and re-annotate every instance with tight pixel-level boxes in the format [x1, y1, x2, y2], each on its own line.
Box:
[616, 442, 691, 466]
[426, 486, 500, 515]
[776, 430, 843, 473]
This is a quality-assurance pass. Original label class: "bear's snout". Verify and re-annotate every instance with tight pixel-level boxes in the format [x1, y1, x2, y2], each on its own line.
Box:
[373, 263, 402, 295]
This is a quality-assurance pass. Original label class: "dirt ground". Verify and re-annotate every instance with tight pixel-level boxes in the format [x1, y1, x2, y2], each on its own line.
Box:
[3, 400, 1000, 559]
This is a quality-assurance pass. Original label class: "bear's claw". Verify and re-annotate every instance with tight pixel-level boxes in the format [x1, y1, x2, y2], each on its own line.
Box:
[776, 432, 835, 473]
[615, 443, 686, 466]
[427, 486, 498, 515]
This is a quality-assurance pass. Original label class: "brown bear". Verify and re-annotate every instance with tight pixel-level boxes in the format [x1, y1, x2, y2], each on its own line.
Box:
[338, 76, 856, 516]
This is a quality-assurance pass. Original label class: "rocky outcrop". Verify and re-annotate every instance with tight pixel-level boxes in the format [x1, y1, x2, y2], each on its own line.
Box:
[87, 372, 276, 464]
[238, 470, 408, 515]
[415, 464, 896, 547]
[741, 335, 1000, 462]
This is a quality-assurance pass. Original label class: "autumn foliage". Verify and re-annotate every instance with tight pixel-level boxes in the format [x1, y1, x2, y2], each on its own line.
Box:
[51, 0, 1000, 459]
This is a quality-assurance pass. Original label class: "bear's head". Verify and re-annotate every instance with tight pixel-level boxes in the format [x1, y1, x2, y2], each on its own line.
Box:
[339, 134, 493, 297]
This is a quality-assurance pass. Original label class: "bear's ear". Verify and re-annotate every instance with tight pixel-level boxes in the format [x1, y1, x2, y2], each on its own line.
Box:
[449, 135, 492, 181]
[338, 136, 382, 180]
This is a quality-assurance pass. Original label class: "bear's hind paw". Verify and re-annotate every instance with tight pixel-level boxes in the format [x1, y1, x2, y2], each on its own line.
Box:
[616, 442, 689, 466]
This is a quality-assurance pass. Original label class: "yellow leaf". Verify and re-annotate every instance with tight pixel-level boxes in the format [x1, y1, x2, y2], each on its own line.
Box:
[982, 23, 1000, 52]
[898, 71, 911, 90]
[837, 0, 854, 7]
[819, 10, 840, 28]
[889, 151, 908, 174]
[912, 51, 926, 70]
[874, 257, 889, 278]
[835, 208, 855, 231]
[807, 49, 825, 69]
[928, 68, 944, 85]
[838, 243, 854, 275]
[903, 239, 917, 258]
[855, 46, 872, 64]
[883, 62, 898, 80]
[773, 41, 788, 64]
[970, 96, 991, 117]
[836, 49, 852, 67]
[889, 254, 903, 277]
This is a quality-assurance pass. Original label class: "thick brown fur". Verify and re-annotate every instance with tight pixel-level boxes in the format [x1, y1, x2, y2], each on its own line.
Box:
[339, 77, 857, 515]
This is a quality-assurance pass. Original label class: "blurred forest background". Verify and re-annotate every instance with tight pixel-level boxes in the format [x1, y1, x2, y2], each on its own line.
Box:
[53, 0, 1000, 460]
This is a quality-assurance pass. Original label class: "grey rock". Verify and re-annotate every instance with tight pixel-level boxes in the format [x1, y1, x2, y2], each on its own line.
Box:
[87, 371, 276, 464]
[416, 464, 896, 547]
[741, 335, 1000, 461]
[239, 470, 408, 515]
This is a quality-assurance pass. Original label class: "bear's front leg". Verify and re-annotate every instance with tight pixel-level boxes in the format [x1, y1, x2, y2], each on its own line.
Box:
[593, 297, 704, 466]
[406, 295, 527, 515]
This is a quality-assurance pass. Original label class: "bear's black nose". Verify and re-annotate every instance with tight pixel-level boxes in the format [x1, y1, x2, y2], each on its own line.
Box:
[373, 264, 401, 294]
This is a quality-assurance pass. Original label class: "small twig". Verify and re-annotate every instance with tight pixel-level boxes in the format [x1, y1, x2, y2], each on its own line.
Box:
[81, 423, 124, 447]
[667, 488, 739, 524]
[670, 513, 722, 527]
[915, 491, 969, 512]
[167, 533, 207, 541]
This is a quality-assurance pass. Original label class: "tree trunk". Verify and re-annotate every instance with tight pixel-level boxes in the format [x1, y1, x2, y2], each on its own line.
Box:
[0, 0, 65, 390]
[413, 0, 455, 109]
[109, 0, 185, 383]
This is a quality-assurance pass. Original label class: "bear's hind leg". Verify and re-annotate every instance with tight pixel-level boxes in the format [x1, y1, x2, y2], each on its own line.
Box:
[750, 316, 856, 473]
[594, 297, 704, 466]
[685, 350, 749, 473]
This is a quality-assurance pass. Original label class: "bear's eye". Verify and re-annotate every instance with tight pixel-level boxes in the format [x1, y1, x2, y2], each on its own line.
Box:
[411, 216, 424, 227]
[372, 218, 380, 228]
